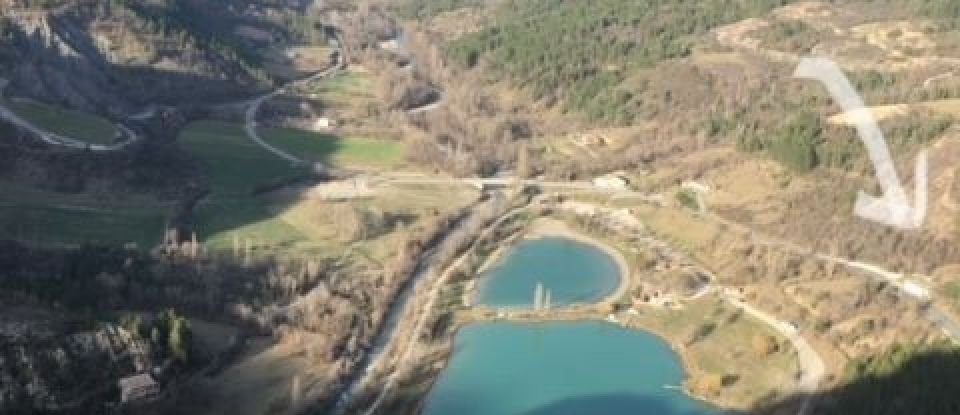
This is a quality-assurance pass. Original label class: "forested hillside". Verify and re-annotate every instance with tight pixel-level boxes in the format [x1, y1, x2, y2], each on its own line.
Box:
[407, 0, 960, 175]
[443, 0, 790, 124]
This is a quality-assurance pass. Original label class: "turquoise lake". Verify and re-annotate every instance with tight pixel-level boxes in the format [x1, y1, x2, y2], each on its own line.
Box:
[422, 237, 718, 415]
[476, 237, 621, 308]
[420, 321, 718, 415]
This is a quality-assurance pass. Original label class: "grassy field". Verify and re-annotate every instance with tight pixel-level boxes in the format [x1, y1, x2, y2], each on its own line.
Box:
[178, 121, 459, 259]
[311, 71, 374, 98]
[7, 100, 118, 145]
[0, 181, 169, 248]
[178, 121, 313, 253]
[306, 70, 376, 108]
[179, 121, 307, 195]
[260, 127, 406, 170]
[628, 297, 800, 408]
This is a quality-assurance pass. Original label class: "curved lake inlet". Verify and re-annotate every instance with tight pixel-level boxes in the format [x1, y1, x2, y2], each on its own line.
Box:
[476, 237, 622, 308]
[421, 322, 717, 415]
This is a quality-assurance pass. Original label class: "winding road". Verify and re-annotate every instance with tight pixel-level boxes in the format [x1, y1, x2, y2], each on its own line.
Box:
[242, 33, 347, 167]
[721, 289, 824, 415]
[0, 98, 141, 151]
[709, 213, 960, 342]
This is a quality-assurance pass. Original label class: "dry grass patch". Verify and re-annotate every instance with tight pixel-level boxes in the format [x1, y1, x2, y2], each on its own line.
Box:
[631, 205, 720, 251]
[200, 337, 332, 415]
[262, 46, 334, 80]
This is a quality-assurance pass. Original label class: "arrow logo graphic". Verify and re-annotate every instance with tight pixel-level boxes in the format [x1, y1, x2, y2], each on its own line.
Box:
[794, 57, 927, 230]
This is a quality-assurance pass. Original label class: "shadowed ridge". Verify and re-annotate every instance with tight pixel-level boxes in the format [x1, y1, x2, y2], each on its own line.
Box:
[752, 344, 960, 415]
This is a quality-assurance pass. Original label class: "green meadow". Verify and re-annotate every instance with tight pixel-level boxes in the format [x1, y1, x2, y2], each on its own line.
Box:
[8, 100, 118, 145]
[178, 121, 312, 252]
[260, 127, 406, 170]
[0, 181, 169, 248]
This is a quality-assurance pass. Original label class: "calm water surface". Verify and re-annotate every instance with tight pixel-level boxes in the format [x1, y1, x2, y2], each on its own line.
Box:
[421, 321, 717, 415]
[476, 237, 621, 308]
[424, 237, 716, 415]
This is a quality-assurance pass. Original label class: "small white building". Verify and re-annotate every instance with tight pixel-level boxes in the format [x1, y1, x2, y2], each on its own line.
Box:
[312, 117, 335, 130]
[902, 280, 931, 301]
[378, 38, 401, 51]
[592, 173, 630, 190]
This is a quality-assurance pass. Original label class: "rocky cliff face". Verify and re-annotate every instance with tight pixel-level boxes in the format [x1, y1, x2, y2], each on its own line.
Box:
[0, 2, 268, 116]
[0, 313, 153, 415]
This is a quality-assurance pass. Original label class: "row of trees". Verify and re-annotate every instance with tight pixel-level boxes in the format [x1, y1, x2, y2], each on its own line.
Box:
[122, 309, 192, 364]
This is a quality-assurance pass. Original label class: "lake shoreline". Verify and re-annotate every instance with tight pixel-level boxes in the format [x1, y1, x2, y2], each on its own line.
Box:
[470, 217, 631, 309]
[413, 215, 731, 414]
[525, 218, 632, 306]
[420, 320, 718, 415]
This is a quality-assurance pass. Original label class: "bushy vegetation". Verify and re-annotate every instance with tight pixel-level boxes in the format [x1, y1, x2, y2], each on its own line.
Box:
[754, 342, 960, 414]
[768, 111, 821, 173]
[820, 343, 960, 414]
[123, 309, 192, 364]
[762, 19, 821, 53]
[111, 0, 270, 81]
[445, 0, 789, 124]
[720, 96, 952, 173]
[675, 188, 703, 212]
[897, 0, 960, 21]
[396, 0, 482, 20]
[100, 0, 328, 85]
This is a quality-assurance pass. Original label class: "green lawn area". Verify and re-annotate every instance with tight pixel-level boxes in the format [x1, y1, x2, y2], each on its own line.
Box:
[0, 181, 169, 248]
[179, 121, 307, 195]
[7, 100, 118, 145]
[0, 204, 167, 248]
[311, 71, 374, 99]
[177, 121, 454, 261]
[179, 121, 314, 251]
[260, 127, 407, 170]
[190, 197, 315, 255]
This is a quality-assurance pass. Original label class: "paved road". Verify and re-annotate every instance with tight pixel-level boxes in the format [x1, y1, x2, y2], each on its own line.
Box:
[244, 41, 345, 165]
[371, 174, 665, 201]
[709, 214, 960, 342]
[722, 290, 824, 415]
[0, 101, 140, 151]
[243, 93, 303, 165]
[242, 39, 346, 167]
